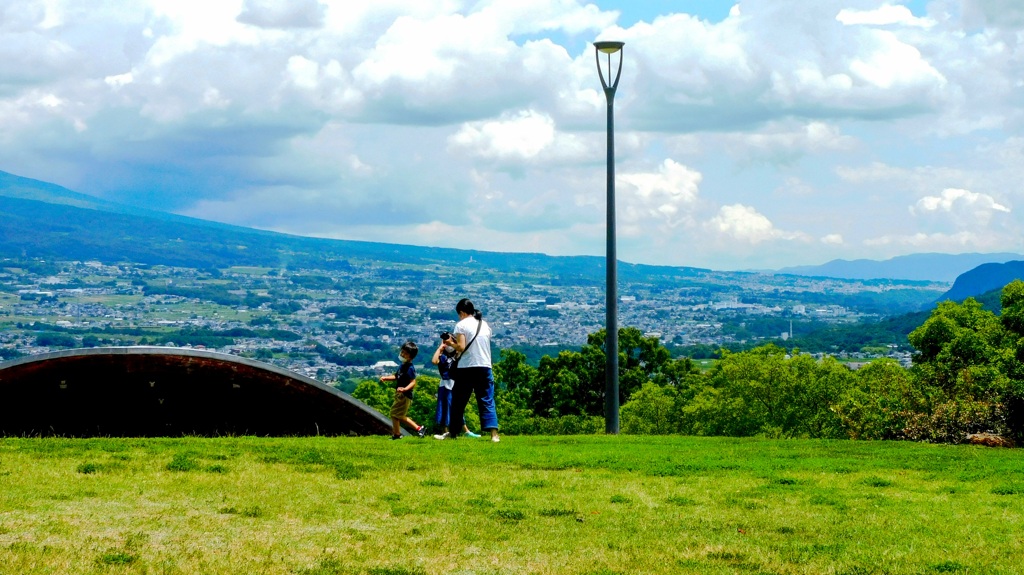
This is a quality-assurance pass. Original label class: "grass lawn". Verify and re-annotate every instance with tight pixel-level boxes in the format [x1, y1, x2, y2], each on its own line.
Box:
[0, 436, 1021, 574]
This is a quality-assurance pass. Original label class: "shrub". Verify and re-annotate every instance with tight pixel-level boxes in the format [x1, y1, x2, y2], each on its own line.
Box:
[901, 399, 1005, 443]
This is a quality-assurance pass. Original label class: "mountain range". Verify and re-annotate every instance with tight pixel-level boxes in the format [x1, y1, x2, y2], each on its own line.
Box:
[0, 170, 710, 283]
[2, 169, 1022, 295]
[777, 253, 1024, 283]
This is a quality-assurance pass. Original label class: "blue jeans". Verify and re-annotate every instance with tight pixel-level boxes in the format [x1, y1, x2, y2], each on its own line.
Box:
[435, 385, 452, 428]
[449, 367, 498, 436]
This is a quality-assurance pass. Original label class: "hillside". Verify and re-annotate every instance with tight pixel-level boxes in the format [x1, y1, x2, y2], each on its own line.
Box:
[939, 260, 1024, 303]
[778, 252, 1023, 282]
[0, 170, 710, 282]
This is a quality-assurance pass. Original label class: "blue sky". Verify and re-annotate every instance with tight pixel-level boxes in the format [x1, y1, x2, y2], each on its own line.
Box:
[596, 1, 738, 24]
[1, 0, 1023, 270]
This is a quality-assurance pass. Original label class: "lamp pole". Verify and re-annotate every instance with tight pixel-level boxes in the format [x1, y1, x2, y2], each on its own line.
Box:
[594, 40, 624, 434]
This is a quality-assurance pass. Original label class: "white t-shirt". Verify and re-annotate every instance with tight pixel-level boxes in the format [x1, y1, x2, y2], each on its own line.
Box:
[454, 316, 492, 368]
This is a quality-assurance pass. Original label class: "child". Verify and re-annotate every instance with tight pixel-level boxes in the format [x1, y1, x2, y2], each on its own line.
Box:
[431, 333, 480, 440]
[380, 340, 426, 440]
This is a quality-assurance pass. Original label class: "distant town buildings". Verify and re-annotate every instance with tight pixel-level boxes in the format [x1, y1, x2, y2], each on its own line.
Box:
[0, 258, 943, 382]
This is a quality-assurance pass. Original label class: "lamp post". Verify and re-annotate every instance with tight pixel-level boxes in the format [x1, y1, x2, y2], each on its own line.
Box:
[594, 40, 624, 434]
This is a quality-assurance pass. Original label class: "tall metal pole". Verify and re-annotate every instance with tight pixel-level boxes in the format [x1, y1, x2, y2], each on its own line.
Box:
[595, 41, 624, 434]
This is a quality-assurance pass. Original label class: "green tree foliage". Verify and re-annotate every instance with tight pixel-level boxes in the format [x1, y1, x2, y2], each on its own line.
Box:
[833, 359, 924, 440]
[904, 290, 1021, 442]
[620, 382, 676, 435]
[34, 333, 77, 348]
[516, 327, 678, 419]
[678, 345, 851, 438]
[351, 379, 391, 415]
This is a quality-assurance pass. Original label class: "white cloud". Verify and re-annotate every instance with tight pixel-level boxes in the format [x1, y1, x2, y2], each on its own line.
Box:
[104, 72, 134, 88]
[912, 187, 1011, 225]
[836, 5, 934, 28]
[618, 159, 702, 234]
[286, 56, 320, 90]
[448, 110, 557, 161]
[821, 234, 844, 245]
[847, 30, 945, 91]
[618, 0, 952, 132]
[705, 204, 809, 245]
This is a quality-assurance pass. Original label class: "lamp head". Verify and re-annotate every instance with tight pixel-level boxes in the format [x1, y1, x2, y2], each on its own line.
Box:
[594, 41, 625, 54]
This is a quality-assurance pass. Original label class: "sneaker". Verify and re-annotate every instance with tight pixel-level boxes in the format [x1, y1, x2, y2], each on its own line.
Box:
[433, 432, 449, 440]
[491, 435, 500, 443]
[416, 425, 426, 439]
[391, 435, 402, 440]
[464, 431, 481, 438]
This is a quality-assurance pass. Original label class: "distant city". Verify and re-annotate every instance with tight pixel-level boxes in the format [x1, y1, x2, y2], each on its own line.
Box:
[0, 257, 947, 388]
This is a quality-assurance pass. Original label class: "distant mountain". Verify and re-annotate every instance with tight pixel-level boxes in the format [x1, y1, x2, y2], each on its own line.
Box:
[0, 171, 252, 231]
[0, 169, 710, 282]
[938, 261, 1024, 303]
[777, 253, 1024, 282]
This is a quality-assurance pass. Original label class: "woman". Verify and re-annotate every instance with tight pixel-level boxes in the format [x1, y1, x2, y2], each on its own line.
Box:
[448, 298, 500, 442]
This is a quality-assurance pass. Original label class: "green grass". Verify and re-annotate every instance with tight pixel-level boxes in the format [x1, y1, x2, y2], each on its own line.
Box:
[0, 436, 1021, 574]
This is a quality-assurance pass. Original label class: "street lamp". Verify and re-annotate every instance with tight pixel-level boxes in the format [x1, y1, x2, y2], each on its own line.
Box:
[594, 40, 624, 434]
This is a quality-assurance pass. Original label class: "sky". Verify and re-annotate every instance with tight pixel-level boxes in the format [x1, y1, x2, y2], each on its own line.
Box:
[2, 0, 1024, 271]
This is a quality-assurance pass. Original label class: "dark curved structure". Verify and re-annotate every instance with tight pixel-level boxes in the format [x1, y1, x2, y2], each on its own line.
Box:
[0, 347, 393, 437]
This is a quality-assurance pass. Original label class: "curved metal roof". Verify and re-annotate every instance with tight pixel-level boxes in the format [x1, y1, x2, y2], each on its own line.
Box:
[0, 346, 393, 437]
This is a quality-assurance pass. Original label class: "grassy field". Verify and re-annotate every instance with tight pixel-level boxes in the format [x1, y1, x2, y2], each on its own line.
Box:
[0, 436, 1021, 575]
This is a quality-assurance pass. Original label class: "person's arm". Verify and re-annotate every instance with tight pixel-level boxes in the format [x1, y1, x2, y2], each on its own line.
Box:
[399, 377, 417, 393]
[379, 373, 394, 383]
[432, 343, 443, 365]
[452, 332, 467, 354]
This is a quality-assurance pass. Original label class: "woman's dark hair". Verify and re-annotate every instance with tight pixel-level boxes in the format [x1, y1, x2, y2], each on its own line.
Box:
[456, 298, 482, 320]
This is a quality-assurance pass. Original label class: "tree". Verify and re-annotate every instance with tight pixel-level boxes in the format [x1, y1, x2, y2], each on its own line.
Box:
[588, 327, 672, 405]
[996, 280, 1024, 439]
[905, 296, 1016, 441]
[620, 382, 677, 435]
[533, 350, 604, 417]
[492, 349, 536, 402]
[680, 345, 852, 438]
[833, 359, 924, 440]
